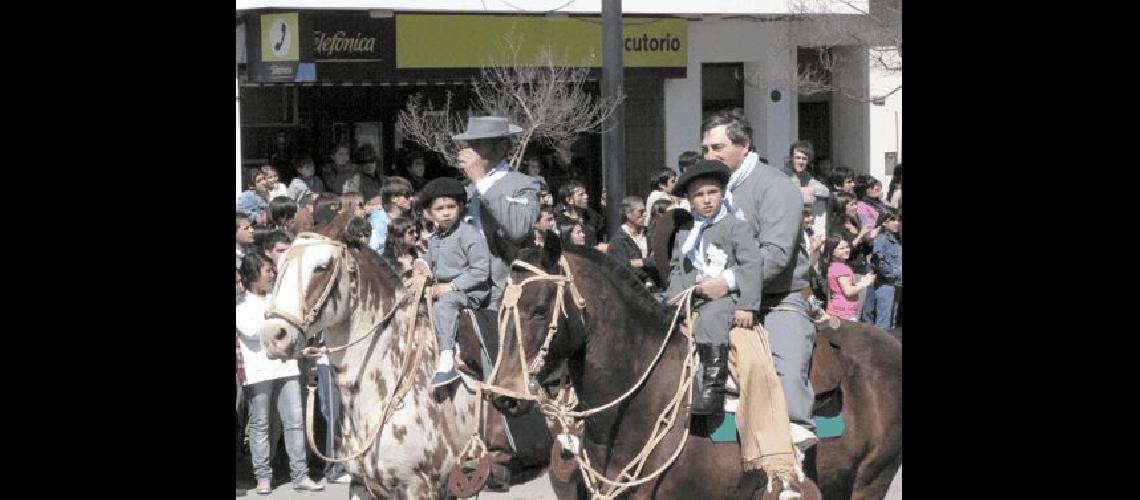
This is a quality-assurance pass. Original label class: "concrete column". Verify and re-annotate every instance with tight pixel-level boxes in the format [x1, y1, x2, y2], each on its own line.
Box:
[742, 61, 767, 159]
[236, 76, 243, 199]
[765, 44, 797, 168]
[664, 59, 701, 172]
[830, 46, 871, 177]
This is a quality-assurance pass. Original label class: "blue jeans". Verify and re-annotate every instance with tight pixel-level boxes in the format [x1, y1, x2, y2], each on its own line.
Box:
[246, 376, 309, 484]
[858, 274, 877, 323]
[873, 283, 899, 330]
[316, 365, 344, 479]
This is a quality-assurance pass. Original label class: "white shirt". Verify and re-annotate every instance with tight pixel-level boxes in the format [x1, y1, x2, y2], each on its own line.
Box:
[236, 291, 299, 385]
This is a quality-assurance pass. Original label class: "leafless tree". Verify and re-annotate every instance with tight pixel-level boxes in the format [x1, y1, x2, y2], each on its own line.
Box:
[397, 30, 624, 172]
[733, 0, 901, 102]
[396, 92, 466, 167]
[789, 0, 902, 100]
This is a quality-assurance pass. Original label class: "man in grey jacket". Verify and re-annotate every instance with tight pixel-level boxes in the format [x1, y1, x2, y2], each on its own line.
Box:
[699, 109, 820, 458]
[451, 116, 545, 490]
[452, 116, 542, 310]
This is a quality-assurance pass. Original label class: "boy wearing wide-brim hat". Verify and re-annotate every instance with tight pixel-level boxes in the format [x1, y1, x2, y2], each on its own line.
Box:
[664, 160, 763, 417]
[450, 116, 541, 311]
[413, 177, 492, 387]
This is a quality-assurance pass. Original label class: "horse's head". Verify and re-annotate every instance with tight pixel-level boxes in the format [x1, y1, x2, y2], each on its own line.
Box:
[260, 232, 356, 360]
[487, 235, 586, 415]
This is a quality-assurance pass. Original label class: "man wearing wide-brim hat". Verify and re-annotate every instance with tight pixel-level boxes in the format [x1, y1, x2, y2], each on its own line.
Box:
[450, 116, 543, 492]
[451, 116, 541, 311]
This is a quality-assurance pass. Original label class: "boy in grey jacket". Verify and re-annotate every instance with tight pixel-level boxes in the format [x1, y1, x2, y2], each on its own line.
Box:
[665, 160, 762, 416]
[414, 177, 492, 387]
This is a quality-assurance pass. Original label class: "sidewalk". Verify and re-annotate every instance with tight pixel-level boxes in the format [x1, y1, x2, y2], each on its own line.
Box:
[236, 466, 900, 499]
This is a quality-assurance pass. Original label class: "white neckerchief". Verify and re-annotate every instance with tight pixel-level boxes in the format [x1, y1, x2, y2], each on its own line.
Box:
[466, 160, 510, 230]
[725, 152, 760, 209]
[474, 160, 510, 195]
[681, 203, 729, 275]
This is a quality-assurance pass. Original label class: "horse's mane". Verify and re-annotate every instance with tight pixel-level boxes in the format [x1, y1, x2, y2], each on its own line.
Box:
[315, 195, 363, 239]
[562, 246, 673, 326]
[348, 241, 405, 294]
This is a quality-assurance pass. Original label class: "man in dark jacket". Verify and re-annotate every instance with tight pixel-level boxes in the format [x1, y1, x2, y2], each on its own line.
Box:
[607, 196, 658, 288]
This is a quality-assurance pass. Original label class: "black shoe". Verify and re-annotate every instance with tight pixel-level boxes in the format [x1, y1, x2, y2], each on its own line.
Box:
[690, 343, 729, 416]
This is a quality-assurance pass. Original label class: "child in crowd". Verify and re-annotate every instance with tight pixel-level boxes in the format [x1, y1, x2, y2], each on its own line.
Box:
[236, 167, 273, 223]
[382, 217, 420, 276]
[236, 213, 255, 267]
[287, 158, 326, 202]
[869, 209, 902, 330]
[260, 165, 289, 200]
[267, 196, 297, 236]
[412, 178, 492, 387]
[342, 216, 372, 249]
[664, 160, 761, 417]
[367, 177, 414, 254]
[820, 234, 876, 321]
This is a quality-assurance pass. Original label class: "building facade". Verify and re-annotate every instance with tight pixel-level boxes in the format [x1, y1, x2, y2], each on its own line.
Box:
[236, 1, 901, 199]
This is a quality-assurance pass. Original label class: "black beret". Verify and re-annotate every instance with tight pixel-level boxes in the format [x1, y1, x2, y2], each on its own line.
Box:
[672, 159, 732, 197]
[419, 177, 468, 208]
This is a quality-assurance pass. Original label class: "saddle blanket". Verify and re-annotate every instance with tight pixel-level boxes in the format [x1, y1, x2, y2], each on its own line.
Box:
[710, 378, 845, 442]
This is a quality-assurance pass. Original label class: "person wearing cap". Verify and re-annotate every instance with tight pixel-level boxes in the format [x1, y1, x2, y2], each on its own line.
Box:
[664, 160, 762, 416]
[700, 109, 819, 478]
[451, 116, 541, 311]
[665, 161, 804, 492]
[412, 177, 491, 387]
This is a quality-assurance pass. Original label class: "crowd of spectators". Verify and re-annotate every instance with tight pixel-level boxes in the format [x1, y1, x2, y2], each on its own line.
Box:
[234, 136, 901, 492]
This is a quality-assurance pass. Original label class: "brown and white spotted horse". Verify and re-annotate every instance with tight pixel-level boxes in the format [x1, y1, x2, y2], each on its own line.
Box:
[260, 207, 485, 499]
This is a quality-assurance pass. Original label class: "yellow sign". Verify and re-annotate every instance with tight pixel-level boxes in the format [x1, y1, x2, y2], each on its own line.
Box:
[261, 13, 300, 62]
[396, 15, 686, 69]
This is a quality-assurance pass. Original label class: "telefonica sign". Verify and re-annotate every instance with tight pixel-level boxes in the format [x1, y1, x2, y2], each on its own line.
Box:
[396, 15, 686, 71]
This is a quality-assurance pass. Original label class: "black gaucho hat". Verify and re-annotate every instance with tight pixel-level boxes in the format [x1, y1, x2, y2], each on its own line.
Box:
[420, 177, 468, 208]
[672, 159, 732, 197]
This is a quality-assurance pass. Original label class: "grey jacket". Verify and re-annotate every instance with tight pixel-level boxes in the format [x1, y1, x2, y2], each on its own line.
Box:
[426, 220, 492, 306]
[664, 210, 763, 312]
[728, 160, 811, 295]
[466, 170, 541, 304]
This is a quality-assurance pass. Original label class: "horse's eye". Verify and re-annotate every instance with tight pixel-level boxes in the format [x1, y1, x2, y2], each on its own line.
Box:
[314, 263, 330, 273]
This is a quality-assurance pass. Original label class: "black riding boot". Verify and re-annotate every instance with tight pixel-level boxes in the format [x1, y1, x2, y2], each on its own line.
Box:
[690, 343, 729, 416]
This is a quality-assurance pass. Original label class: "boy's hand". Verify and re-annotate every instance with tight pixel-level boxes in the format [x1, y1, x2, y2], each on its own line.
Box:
[696, 276, 730, 299]
[733, 310, 754, 329]
[431, 283, 453, 298]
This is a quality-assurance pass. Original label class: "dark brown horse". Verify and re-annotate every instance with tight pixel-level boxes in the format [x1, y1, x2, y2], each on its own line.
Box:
[489, 239, 901, 499]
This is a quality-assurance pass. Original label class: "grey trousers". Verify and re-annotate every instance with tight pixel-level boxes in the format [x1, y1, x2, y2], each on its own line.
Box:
[433, 290, 480, 352]
[761, 292, 817, 430]
[245, 376, 309, 484]
[693, 296, 736, 345]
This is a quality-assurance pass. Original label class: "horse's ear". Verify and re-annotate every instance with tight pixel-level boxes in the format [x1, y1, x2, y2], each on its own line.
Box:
[541, 229, 562, 272]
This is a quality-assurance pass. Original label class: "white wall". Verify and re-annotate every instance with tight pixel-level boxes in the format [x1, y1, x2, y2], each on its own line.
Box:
[830, 45, 870, 178]
[664, 18, 797, 169]
[869, 49, 901, 185]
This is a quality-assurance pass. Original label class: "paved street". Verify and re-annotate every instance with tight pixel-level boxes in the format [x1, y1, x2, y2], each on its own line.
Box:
[236, 466, 901, 499]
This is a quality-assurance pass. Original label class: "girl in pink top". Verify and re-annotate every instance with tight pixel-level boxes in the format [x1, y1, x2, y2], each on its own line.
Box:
[821, 234, 876, 321]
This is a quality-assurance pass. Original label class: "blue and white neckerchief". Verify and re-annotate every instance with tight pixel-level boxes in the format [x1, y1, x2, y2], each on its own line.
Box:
[724, 151, 760, 212]
[680, 203, 729, 276]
